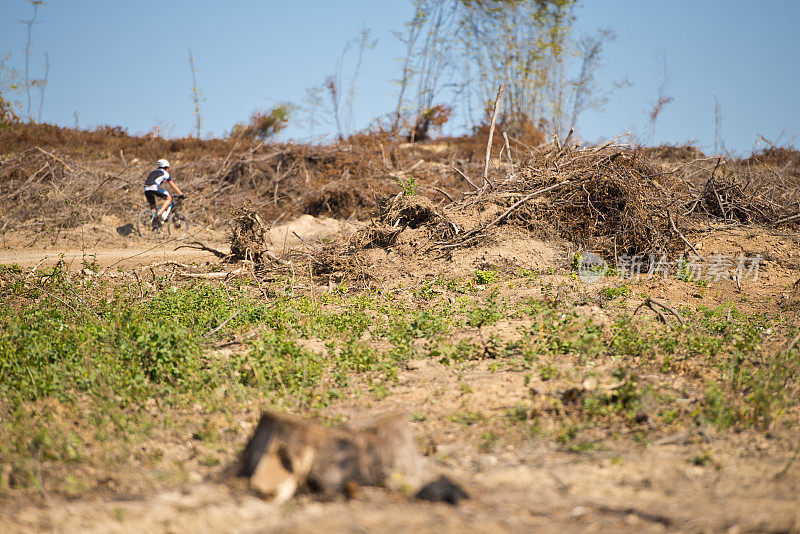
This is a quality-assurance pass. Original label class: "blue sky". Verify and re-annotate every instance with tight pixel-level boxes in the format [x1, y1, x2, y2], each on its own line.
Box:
[1, 1, 798, 155]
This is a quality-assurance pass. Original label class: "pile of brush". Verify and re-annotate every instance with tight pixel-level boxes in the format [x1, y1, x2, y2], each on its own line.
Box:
[437, 139, 800, 258]
[438, 142, 677, 256]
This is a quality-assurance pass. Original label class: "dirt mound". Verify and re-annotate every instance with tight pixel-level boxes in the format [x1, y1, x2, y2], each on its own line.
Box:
[267, 215, 354, 249]
[432, 143, 800, 258]
[379, 194, 456, 238]
[381, 194, 437, 228]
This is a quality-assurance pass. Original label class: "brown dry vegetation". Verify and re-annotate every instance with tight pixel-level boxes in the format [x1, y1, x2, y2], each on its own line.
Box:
[0, 124, 505, 237]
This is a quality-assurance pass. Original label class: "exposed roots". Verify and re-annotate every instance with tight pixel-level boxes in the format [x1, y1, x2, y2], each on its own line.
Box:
[230, 210, 270, 263]
[379, 194, 456, 240]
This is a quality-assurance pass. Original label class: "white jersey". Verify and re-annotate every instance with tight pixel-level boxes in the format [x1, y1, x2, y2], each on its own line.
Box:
[144, 168, 171, 192]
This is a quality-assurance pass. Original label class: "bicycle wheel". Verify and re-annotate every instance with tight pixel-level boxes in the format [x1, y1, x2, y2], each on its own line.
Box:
[136, 209, 163, 238]
[170, 211, 193, 237]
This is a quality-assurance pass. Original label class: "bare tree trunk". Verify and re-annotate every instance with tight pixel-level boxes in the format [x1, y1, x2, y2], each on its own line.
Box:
[325, 76, 343, 141]
[393, 0, 426, 133]
[188, 49, 203, 138]
[714, 93, 723, 155]
[344, 29, 374, 136]
[36, 52, 48, 123]
[22, 3, 40, 121]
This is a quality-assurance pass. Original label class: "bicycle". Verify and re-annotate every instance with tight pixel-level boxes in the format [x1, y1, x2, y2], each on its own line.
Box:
[135, 195, 193, 238]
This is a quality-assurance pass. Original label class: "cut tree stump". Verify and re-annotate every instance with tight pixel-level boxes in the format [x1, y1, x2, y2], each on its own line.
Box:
[236, 411, 423, 503]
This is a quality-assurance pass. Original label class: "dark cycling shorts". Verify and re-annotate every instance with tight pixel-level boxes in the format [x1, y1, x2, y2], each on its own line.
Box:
[145, 188, 169, 208]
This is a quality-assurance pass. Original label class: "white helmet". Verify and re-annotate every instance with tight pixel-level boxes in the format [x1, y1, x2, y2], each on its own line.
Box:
[157, 159, 170, 168]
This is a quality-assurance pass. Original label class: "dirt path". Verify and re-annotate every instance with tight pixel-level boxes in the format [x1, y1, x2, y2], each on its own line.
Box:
[0, 243, 225, 269]
[0, 214, 352, 269]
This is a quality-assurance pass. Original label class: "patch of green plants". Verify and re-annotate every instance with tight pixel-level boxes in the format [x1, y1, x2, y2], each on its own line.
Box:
[600, 284, 631, 300]
[555, 421, 583, 443]
[660, 409, 678, 423]
[688, 451, 716, 467]
[449, 410, 483, 426]
[539, 364, 558, 381]
[397, 175, 417, 196]
[479, 431, 499, 452]
[505, 402, 532, 423]
[583, 367, 644, 420]
[473, 269, 498, 286]
[465, 290, 504, 328]
[234, 334, 323, 402]
[610, 316, 657, 359]
[569, 440, 598, 453]
[432, 338, 481, 365]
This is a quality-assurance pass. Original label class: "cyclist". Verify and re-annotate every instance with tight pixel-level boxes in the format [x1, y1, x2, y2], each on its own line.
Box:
[144, 159, 185, 223]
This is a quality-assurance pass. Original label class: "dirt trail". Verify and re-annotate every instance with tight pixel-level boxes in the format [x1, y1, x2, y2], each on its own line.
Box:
[0, 214, 352, 269]
[0, 244, 224, 269]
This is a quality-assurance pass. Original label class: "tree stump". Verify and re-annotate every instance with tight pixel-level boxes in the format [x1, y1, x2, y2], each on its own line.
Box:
[236, 411, 423, 503]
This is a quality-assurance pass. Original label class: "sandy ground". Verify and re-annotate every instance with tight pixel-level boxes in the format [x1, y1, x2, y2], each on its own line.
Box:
[4, 355, 800, 533]
[0, 214, 353, 270]
[2, 217, 800, 533]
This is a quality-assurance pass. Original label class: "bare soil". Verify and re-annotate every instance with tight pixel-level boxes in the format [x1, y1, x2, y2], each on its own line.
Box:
[2, 217, 799, 533]
[2, 127, 800, 533]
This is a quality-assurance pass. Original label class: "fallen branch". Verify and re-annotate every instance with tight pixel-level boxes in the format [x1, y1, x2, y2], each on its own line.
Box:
[591, 139, 615, 153]
[141, 260, 194, 271]
[35, 146, 76, 172]
[431, 186, 454, 202]
[293, 231, 321, 250]
[174, 240, 228, 259]
[26, 257, 48, 280]
[485, 181, 570, 230]
[204, 310, 241, 338]
[452, 166, 480, 190]
[667, 209, 700, 256]
[774, 212, 800, 225]
[634, 297, 685, 326]
[177, 267, 244, 279]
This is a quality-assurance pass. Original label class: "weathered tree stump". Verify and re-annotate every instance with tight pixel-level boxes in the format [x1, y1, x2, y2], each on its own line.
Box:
[236, 411, 423, 503]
